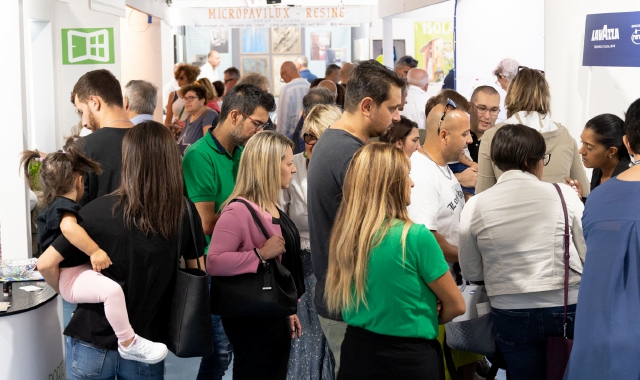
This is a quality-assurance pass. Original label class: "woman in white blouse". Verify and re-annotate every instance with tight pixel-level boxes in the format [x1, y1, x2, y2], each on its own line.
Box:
[458, 124, 586, 380]
[280, 104, 342, 380]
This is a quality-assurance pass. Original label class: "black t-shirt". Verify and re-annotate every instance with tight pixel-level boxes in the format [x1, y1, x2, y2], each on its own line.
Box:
[36, 196, 82, 252]
[79, 128, 130, 206]
[468, 131, 481, 163]
[52, 195, 205, 349]
[307, 128, 364, 320]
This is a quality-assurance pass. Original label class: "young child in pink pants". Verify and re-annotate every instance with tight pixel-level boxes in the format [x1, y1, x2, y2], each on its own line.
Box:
[22, 141, 168, 364]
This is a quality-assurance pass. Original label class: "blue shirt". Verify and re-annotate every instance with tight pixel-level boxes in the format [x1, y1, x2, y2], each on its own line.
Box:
[564, 178, 640, 379]
[300, 69, 318, 84]
[129, 114, 154, 125]
[277, 78, 310, 138]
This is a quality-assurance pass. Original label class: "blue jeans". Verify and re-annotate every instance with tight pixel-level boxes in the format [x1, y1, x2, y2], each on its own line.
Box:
[492, 305, 576, 380]
[196, 278, 233, 380]
[66, 336, 164, 379]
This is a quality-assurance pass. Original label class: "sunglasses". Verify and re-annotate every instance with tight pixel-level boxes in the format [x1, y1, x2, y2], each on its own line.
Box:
[437, 98, 458, 134]
[518, 66, 545, 76]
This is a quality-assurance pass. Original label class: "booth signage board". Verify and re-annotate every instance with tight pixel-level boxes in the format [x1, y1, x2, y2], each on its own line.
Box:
[90, 0, 126, 18]
[582, 11, 640, 67]
[192, 6, 372, 28]
[62, 28, 116, 65]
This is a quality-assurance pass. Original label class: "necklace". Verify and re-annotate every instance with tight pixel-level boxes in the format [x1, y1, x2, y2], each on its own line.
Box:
[103, 119, 131, 128]
[421, 148, 453, 180]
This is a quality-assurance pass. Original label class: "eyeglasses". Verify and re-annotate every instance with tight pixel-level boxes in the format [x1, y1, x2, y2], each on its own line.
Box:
[475, 105, 501, 116]
[175, 75, 186, 81]
[542, 153, 551, 166]
[241, 112, 268, 131]
[437, 98, 458, 134]
[518, 66, 545, 76]
[183, 96, 200, 103]
[303, 133, 318, 145]
[224, 77, 238, 84]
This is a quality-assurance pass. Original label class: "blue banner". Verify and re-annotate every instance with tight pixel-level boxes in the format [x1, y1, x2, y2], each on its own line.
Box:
[582, 11, 640, 67]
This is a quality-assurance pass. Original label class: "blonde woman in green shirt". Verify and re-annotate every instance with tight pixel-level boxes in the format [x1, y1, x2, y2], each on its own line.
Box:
[325, 143, 465, 380]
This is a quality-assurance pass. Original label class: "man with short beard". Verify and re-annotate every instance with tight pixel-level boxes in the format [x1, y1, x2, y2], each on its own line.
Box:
[181, 84, 276, 380]
[71, 69, 134, 206]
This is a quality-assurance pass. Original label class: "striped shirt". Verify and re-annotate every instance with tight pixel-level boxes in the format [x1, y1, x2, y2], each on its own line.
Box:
[277, 78, 310, 138]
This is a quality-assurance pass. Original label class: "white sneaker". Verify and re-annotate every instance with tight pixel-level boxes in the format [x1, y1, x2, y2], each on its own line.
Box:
[118, 334, 168, 364]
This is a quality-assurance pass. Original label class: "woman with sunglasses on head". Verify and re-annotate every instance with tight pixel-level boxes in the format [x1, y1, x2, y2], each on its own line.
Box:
[459, 124, 586, 380]
[566, 114, 628, 195]
[280, 104, 342, 380]
[380, 116, 421, 158]
[476, 67, 590, 198]
[164, 64, 200, 136]
[176, 83, 218, 156]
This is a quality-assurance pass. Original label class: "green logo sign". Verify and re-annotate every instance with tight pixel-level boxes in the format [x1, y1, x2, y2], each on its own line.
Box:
[62, 28, 115, 65]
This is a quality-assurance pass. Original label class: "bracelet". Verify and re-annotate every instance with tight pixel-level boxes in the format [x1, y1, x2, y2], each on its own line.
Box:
[254, 248, 266, 263]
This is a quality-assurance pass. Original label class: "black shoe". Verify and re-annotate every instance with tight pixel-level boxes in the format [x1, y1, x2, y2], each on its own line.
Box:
[475, 357, 493, 380]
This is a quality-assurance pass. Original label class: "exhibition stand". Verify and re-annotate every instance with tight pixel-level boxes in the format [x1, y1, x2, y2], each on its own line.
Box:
[0, 281, 65, 380]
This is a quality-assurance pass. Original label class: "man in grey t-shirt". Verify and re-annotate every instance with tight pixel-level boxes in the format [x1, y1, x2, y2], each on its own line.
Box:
[307, 60, 405, 374]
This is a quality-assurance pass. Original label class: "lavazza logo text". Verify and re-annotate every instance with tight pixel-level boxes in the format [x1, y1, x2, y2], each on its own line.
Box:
[591, 25, 620, 41]
[632, 26, 640, 45]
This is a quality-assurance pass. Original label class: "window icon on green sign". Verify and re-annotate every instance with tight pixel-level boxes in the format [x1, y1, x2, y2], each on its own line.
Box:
[62, 28, 115, 65]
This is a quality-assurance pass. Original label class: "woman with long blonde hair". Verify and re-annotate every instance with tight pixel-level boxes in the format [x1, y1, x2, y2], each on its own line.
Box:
[325, 143, 465, 380]
[208, 131, 305, 380]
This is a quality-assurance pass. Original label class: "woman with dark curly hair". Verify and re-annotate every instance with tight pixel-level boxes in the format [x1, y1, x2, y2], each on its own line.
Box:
[164, 63, 200, 136]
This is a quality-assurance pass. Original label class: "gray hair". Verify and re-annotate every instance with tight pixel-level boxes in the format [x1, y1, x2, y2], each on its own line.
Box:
[236, 72, 270, 91]
[303, 87, 335, 116]
[296, 56, 309, 68]
[493, 58, 520, 82]
[124, 80, 158, 115]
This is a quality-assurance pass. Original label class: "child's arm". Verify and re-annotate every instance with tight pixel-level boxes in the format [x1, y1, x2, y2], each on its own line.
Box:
[60, 213, 112, 272]
[458, 151, 478, 170]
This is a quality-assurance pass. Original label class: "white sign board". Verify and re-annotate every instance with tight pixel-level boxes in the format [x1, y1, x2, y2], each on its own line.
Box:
[192, 6, 372, 28]
[90, 0, 127, 18]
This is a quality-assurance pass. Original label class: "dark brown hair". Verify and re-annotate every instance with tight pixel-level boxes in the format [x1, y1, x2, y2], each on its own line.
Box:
[179, 83, 208, 102]
[343, 60, 406, 114]
[70, 69, 124, 108]
[379, 116, 417, 145]
[175, 64, 201, 83]
[424, 89, 469, 118]
[20, 137, 102, 207]
[491, 124, 546, 173]
[113, 121, 184, 238]
[624, 98, 640, 154]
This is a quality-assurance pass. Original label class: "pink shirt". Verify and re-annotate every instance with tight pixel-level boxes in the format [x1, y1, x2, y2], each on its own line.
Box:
[207, 197, 282, 276]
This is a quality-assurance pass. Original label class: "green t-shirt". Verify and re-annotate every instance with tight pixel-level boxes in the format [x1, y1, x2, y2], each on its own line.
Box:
[342, 222, 449, 340]
[183, 131, 243, 251]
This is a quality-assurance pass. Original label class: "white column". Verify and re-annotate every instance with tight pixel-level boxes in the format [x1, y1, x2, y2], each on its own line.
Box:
[382, 16, 394, 69]
[0, 0, 32, 259]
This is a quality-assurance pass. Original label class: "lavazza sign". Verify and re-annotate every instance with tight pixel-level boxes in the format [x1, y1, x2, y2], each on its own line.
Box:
[591, 25, 620, 41]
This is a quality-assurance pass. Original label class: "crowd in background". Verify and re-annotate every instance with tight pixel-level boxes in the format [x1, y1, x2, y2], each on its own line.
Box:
[26, 48, 640, 380]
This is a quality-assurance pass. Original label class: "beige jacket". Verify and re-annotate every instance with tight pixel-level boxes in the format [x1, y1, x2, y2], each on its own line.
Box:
[476, 114, 590, 198]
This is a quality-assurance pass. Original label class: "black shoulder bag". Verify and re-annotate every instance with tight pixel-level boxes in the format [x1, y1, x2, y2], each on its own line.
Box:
[166, 198, 214, 357]
[210, 198, 298, 317]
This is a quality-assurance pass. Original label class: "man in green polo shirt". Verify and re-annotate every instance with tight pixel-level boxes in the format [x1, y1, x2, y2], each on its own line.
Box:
[182, 84, 276, 380]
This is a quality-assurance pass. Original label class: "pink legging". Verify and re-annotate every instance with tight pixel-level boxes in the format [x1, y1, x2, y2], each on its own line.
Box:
[59, 264, 135, 342]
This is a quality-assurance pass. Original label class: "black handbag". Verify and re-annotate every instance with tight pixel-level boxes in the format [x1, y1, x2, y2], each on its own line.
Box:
[166, 198, 214, 358]
[210, 198, 298, 317]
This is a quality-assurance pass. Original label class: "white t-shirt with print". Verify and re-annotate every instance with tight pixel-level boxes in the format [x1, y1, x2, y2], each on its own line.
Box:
[408, 152, 465, 246]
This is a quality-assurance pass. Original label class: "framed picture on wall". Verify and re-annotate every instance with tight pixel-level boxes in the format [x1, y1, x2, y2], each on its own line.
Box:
[241, 56, 270, 79]
[271, 55, 299, 97]
[272, 27, 301, 54]
[310, 31, 331, 61]
[240, 28, 269, 54]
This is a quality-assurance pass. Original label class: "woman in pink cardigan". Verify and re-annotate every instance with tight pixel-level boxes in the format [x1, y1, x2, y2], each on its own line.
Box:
[207, 131, 304, 380]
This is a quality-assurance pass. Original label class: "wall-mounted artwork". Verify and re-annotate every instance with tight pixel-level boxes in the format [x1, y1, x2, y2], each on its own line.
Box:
[310, 31, 331, 61]
[272, 27, 301, 54]
[240, 27, 269, 54]
[271, 55, 299, 97]
[241, 56, 270, 79]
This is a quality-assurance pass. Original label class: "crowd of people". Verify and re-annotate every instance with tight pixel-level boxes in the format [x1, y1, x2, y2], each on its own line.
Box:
[24, 49, 640, 380]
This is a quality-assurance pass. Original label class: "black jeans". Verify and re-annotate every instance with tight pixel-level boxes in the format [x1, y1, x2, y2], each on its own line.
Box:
[221, 315, 291, 380]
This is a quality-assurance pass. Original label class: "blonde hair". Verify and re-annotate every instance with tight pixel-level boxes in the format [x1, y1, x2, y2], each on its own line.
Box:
[504, 67, 551, 118]
[222, 132, 294, 211]
[325, 143, 413, 315]
[301, 104, 341, 137]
